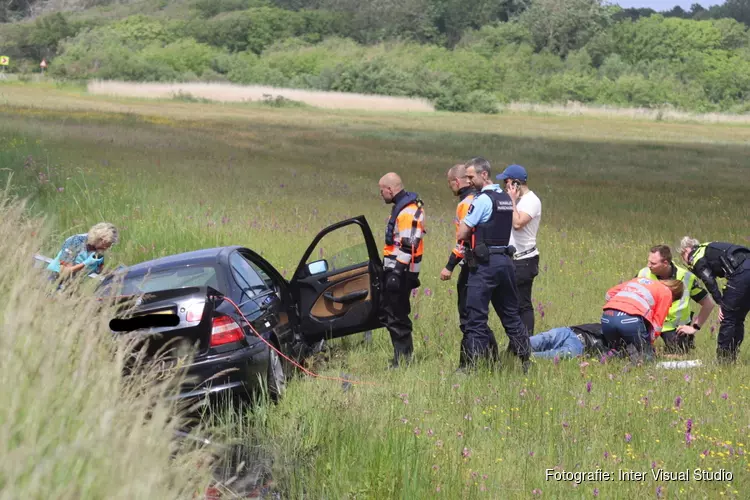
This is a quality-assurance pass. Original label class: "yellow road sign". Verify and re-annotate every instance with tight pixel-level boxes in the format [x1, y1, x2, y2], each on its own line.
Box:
[0, 56, 9, 66]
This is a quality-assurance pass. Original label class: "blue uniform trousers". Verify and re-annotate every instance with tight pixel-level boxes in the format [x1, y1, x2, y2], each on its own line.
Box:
[717, 260, 750, 361]
[462, 253, 530, 365]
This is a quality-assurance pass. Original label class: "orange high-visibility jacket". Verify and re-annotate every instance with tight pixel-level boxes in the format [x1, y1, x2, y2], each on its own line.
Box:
[603, 277, 674, 336]
[452, 193, 475, 261]
[384, 201, 426, 274]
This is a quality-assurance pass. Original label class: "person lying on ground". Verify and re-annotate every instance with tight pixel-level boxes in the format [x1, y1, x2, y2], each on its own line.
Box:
[530, 323, 610, 360]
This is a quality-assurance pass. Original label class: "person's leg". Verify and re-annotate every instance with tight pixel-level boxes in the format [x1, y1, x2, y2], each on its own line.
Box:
[601, 310, 624, 357]
[462, 266, 493, 368]
[615, 313, 655, 363]
[490, 254, 531, 365]
[379, 274, 414, 367]
[531, 327, 582, 359]
[456, 265, 470, 367]
[514, 255, 539, 335]
[717, 264, 750, 363]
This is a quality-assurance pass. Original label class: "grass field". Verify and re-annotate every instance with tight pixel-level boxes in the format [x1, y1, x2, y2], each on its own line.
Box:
[2, 80, 750, 499]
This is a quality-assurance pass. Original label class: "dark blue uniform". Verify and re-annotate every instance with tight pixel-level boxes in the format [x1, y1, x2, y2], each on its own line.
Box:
[687, 241, 750, 362]
[461, 187, 531, 369]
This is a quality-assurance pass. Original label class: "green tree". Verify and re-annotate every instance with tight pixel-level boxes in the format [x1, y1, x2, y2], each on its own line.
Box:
[519, 0, 611, 56]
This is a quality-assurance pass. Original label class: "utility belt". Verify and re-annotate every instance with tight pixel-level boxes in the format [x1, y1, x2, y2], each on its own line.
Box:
[514, 246, 537, 259]
[464, 242, 516, 270]
[720, 250, 749, 277]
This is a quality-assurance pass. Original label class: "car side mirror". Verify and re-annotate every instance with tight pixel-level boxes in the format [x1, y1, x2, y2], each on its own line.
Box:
[306, 259, 329, 276]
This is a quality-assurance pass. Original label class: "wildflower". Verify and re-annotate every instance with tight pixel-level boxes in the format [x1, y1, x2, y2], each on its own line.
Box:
[721, 392, 728, 400]
[562, 421, 569, 429]
[656, 486, 664, 498]
[593, 488, 599, 497]
[674, 396, 682, 409]
[414, 427, 421, 436]
[462, 447, 471, 458]
[529, 451, 535, 457]
[424, 288, 432, 296]
[586, 381, 592, 393]
[532, 488, 542, 495]
[553, 355, 560, 366]
[684, 374, 691, 382]
[401, 418, 408, 424]
[427, 429, 434, 437]
[625, 433, 632, 443]
[651, 461, 657, 469]
[686, 419, 693, 433]
[685, 432, 693, 446]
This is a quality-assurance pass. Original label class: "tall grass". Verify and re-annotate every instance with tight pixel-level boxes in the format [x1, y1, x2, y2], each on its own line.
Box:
[1, 88, 749, 498]
[0, 178, 215, 499]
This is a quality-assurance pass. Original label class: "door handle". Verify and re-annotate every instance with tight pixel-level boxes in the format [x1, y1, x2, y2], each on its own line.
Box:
[323, 290, 368, 304]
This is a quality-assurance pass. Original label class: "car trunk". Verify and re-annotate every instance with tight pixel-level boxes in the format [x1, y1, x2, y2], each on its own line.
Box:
[108, 286, 221, 367]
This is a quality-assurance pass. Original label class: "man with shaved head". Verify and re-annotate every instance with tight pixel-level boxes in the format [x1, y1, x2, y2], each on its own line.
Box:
[378, 172, 426, 368]
[440, 163, 478, 367]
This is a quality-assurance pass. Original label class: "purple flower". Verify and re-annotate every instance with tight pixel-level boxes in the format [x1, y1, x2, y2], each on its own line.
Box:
[553, 355, 560, 366]
[685, 432, 693, 446]
[586, 381, 592, 393]
[656, 486, 664, 498]
[424, 288, 432, 296]
[686, 419, 693, 433]
[674, 396, 682, 409]
[414, 427, 421, 436]
[684, 374, 691, 382]
[625, 433, 632, 443]
[721, 392, 728, 400]
[593, 488, 599, 497]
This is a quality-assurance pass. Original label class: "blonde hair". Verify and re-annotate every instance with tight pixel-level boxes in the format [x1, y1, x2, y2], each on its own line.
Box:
[87, 222, 119, 247]
[678, 236, 700, 255]
[662, 279, 685, 302]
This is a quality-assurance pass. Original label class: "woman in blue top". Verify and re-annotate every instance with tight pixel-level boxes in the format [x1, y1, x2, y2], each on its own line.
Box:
[47, 222, 119, 282]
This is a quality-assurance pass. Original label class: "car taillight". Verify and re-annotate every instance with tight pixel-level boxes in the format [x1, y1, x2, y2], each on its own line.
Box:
[210, 316, 244, 347]
[186, 302, 205, 322]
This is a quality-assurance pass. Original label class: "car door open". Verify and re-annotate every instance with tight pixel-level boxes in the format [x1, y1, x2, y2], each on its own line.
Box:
[289, 216, 383, 343]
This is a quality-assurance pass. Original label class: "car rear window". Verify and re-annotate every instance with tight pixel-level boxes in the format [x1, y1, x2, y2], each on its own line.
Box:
[101, 266, 220, 296]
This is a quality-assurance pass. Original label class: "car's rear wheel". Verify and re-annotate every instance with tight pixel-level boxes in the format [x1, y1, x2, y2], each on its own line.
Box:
[267, 347, 286, 402]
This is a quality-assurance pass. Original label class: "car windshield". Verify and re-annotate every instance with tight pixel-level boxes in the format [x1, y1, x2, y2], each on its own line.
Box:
[99, 265, 220, 296]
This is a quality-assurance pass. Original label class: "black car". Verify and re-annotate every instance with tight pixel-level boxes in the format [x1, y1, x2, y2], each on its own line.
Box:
[97, 216, 385, 404]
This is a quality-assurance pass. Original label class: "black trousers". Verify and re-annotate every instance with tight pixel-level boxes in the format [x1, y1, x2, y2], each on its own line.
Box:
[717, 260, 750, 362]
[462, 253, 530, 366]
[514, 255, 539, 335]
[660, 329, 695, 354]
[379, 271, 417, 363]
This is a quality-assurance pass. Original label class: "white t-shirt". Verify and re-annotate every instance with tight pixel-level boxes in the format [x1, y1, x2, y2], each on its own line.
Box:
[509, 190, 541, 260]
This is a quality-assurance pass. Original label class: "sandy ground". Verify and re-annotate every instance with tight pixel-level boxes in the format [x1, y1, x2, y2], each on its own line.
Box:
[86, 80, 436, 112]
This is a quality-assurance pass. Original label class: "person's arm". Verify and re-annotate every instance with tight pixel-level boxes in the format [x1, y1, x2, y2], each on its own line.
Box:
[693, 258, 723, 305]
[693, 295, 714, 328]
[445, 205, 468, 273]
[393, 208, 424, 273]
[456, 195, 486, 242]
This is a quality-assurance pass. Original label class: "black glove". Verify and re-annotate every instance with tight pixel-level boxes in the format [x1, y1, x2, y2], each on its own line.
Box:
[386, 271, 401, 292]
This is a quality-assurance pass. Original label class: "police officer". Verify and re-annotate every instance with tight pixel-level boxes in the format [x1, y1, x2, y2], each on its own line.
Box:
[456, 157, 531, 372]
[440, 163, 477, 367]
[636, 244, 714, 354]
[378, 172, 426, 368]
[679, 237, 750, 363]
